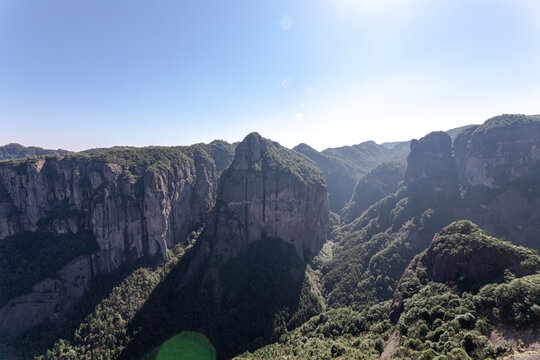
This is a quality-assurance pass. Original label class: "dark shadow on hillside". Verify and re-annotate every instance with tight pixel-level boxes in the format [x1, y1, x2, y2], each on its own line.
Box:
[63, 256, 163, 334]
[0, 256, 158, 359]
[120, 238, 308, 360]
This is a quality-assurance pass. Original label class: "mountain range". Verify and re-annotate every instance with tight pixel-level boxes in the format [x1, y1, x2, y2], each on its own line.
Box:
[0, 114, 539, 359]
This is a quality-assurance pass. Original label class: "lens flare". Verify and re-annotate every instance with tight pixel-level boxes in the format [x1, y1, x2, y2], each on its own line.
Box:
[154, 331, 216, 360]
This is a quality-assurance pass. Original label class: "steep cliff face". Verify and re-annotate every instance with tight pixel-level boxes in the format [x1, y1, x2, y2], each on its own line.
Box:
[0, 255, 94, 335]
[118, 133, 330, 359]
[322, 116, 540, 312]
[404, 131, 458, 199]
[453, 115, 540, 249]
[204, 133, 329, 263]
[455, 114, 540, 188]
[0, 143, 235, 335]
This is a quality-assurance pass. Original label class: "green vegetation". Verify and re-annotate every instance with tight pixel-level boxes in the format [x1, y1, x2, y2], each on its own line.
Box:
[475, 274, 540, 328]
[387, 221, 540, 358]
[475, 114, 540, 133]
[239, 227, 540, 360]
[395, 282, 508, 359]
[322, 140, 409, 176]
[4, 119, 540, 360]
[295, 140, 409, 211]
[0, 143, 70, 161]
[1, 141, 235, 181]
[321, 183, 453, 310]
[64, 147, 192, 177]
[120, 237, 324, 359]
[232, 133, 326, 185]
[265, 138, 326, 185]
[218, 239, 323, 346]
[393, 272, 540, 359]
[393, 220, 540, 317]
[293, 143, 361, 211]
[236, 303, 391, 360]
[1, 241, 193, 360]
[430, 221, 540, 282]
[238, 270, 540, 360]
[150, 332, 216, 360]
[0, 230, 98, 307]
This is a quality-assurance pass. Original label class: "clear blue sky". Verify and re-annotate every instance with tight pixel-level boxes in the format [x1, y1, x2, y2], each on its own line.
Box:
[1, 0, 539, 151]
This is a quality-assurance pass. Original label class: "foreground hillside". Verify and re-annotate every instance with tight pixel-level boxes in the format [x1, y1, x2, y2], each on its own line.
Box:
[238, 221, 540, 359]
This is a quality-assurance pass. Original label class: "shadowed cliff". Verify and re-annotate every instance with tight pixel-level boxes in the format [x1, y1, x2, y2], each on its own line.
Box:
[120, 133, 330, 359]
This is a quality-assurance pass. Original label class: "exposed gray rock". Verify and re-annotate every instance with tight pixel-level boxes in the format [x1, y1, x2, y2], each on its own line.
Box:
[0, 256, 93, 334]
[405, 131, 458, 195]
[203, 133, 329, 264]
[455, 114, 540, 188]
[0, 143, 235, 335]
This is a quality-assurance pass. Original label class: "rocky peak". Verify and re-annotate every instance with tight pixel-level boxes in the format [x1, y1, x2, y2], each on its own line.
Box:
[202, 133, 329, 262]
[404, 131, 458, 200]
[422, 220, 540, 284]
[405, 131, 454, 184]
[231, 132, 268, 170]
[390, 220, 540, 323]
[293, 143, 317, 156]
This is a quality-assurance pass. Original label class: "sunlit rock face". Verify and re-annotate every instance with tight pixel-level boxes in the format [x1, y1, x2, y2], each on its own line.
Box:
[0, 143, 235, 335]
[454, 114, 540, 188]
[0, 156, 217, 270]
[202, 133, 330, 263]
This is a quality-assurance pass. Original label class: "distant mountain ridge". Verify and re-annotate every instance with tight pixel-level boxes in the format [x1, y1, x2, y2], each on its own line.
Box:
[0, 143, 70, 160]
[294, 141, 409, 211]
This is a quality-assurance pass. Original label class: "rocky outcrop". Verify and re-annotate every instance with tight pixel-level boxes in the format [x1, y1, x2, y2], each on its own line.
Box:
[0, 143, 235, 334]
[405, 131, 458, 198]
[455, 114, 540, 188]
[202, 133, 329, 264]
[390, 220, 540, 323]
[422, 220, 540, 284]
[452, 115, 540, 250]
[118, 134, 331, 359]
[324, 116, 540, 315]
[0, 255, 93, 335]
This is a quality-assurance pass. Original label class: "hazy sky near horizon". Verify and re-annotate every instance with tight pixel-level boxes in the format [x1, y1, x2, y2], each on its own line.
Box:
[1, 0, 540, 151]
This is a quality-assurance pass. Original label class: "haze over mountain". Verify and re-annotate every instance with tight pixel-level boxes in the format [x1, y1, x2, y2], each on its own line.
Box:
[0, 114, 539, 360]
[2, 0, 540, 358]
